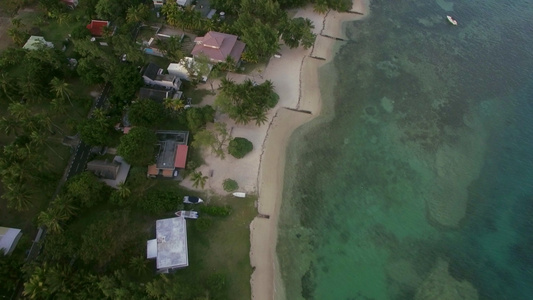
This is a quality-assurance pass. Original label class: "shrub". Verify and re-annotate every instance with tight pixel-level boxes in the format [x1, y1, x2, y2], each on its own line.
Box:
[137, 190, 177, 214]
[199, 205, 232, 217]
[222, 179, 238, 192]
[228, 137, 253, 158]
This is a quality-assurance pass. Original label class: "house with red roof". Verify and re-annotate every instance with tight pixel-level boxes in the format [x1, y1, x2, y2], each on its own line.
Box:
[147, 131, 189, 178]
[86, 20, 110, 37]
[191, 31, 245, 65]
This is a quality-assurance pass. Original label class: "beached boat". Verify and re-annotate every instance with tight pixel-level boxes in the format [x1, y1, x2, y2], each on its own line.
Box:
[175, 210, 199, 219]
[183, 196, 204, 204]
[232, 192, 246, 198]
[447, 15, 458, 25]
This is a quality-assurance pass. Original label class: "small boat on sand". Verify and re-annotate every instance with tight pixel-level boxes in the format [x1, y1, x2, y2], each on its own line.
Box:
[232, 192, 246, 198]
[183, 196, 204, 204]
[447, 15, 458, 25]
[175, 210, 199, 219]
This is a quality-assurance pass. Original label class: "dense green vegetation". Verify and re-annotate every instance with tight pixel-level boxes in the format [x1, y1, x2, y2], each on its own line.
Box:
[0, 0, 350, 296]
[215, 78, 278, 125]
[228, 137, 254, 158]
[223, 178, 239, 192]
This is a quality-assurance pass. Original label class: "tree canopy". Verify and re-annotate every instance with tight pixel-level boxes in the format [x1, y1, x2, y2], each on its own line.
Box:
[215, 78, 278, 125]
[127, 99, 165, 127]
[228, 137, 253, 158]
[117, 127, 157, 166]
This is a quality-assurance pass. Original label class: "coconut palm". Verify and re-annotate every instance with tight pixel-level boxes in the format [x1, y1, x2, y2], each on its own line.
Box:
[0, 72, 17, 102]
[2, 182, 32, 211]
[52, 195, 78, 219]
[163, 97, 185, 113]
[50, 77, 73, 106]
[7, 102, 31, 120]
[117, 181, 131, 199]
[37, 208, 65, 234]
[126, 4, 149, 24]
[129, 256, 147, 275]
[191, 171, 208, 189]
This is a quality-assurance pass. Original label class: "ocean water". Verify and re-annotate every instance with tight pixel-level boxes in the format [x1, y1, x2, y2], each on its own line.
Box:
[277, 0, 533, 299]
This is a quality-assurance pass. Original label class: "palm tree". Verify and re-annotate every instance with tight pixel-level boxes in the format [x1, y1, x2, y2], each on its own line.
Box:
[163, 98, 185, 114]
[37, 208, 64, 234]
[50, 98, 68, 116]
[0, 72, 17, 102]
[191, 171, 208, 189]
[50, 77, 73, 106]
[2, 182, 32, 211]
[126, 4, 149, 24]
[30, 130, 64, 160]
[0, 117, 20, 136]
[117, 181, 131, 199]
[7, 102, 31, 120]
[129, 256, 147, 275]
[52, 195, 78, 219]
[23, 265, 50, 299]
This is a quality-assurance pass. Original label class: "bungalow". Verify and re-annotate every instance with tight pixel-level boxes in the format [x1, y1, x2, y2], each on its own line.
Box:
[167, 57, 212, 82]
[86, 156, 131, 189]
[142, 63, 181, 90]
[23, 36, 53, 50]
[191, 31, 245, 65]
[0, 227, 22, 256]
[86, 20, 110, 37]
[147, 130, 189, 178]
[147, 217, 189, 273]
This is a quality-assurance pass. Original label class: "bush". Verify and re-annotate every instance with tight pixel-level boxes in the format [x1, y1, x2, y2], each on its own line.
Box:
[137, 190, 177, 214]
[222, 179, 238, 192]
[199, 205, 232, 217]
[228, 137, 253, 158]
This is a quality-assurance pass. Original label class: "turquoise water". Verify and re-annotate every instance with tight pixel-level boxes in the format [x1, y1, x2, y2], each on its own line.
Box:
[277, 0, 533, 299]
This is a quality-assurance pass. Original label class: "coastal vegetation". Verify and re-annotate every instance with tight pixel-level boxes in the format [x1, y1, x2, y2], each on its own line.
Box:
[215, 78, 278, 125]
[228, 137, 254, 158]
[0, 0, 351, 296]
[223, 178, 239, 192]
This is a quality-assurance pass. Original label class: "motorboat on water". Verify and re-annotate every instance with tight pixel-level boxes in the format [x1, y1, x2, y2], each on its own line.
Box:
[232, 192, 246, 198]
[183, 196, 204, 204]
[447, 15, 458, 25]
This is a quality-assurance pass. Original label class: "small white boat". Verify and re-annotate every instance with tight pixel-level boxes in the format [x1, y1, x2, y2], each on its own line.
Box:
[446, 15, 458, 26]
[232, 192, 246, 198]
[175, 210, 199, 219]
[183, 196, 204, 204]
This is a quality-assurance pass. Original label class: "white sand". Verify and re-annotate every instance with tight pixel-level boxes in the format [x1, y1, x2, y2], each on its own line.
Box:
[181, 2, 370, 298]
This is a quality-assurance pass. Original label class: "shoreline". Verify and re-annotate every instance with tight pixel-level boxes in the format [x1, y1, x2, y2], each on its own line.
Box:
[250, 2, 370, 299]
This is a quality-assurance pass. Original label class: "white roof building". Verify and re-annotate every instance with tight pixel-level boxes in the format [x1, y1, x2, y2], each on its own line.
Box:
[0, 227, 22, 255]
[168, 57, 212, 82]
[147, 217, 189, 272]
[23, 36, 54, 50]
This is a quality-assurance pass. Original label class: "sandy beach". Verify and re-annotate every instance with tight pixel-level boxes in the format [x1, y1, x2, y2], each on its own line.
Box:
[249, 2, 370, 300]
[179, 2, 370, 299]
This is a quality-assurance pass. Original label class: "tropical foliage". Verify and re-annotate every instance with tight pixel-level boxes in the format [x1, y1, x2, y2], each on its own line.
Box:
[215, 78, 278, 125]
[223, 178, 239, 192]
[117, 127, 158, 166]
[192, 122, 232, 158]
[228, 137, 254, 158]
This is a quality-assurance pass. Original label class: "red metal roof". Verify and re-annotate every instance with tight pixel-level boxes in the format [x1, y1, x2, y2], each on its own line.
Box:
[174, 145, 188, 168]
[86, 20, 109, 36]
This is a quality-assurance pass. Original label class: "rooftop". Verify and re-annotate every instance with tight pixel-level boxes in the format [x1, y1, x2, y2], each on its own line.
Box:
[143, 63, 161, 81]
[139, 87, 174, 103]
[0, 227, 22, 255]
[86, 20, 109, 36]
[192, 31, 245, 63]
[155, 131, 189, 170]
[23, 36, 53, 50]
[152, 217, 189, 270]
